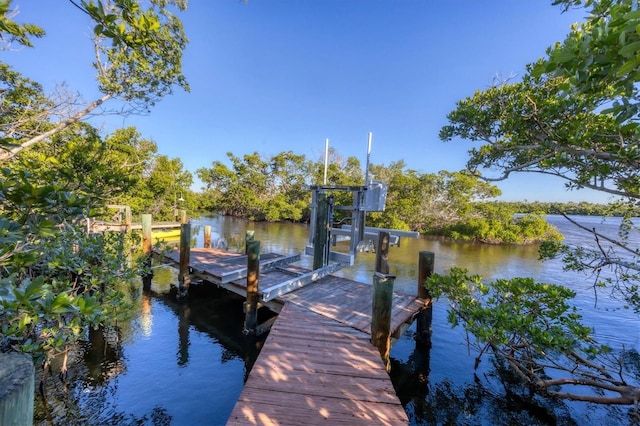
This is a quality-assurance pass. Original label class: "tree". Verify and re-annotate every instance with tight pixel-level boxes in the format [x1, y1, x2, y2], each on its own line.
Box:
[0, 0, 190, 401]
[426, 268, 640, 406]
[1, 0, 189, 160]
[197, 151, 310, 222]
[440, 0, 639, 308]
[436, 0, 640, 412]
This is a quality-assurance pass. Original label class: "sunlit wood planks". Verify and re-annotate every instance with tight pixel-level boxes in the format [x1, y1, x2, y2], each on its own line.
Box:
[227, 303, 409, 425]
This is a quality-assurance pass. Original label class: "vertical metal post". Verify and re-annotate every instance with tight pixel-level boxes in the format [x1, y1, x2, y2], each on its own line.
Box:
[349, 190, 360, 255]
[308, 188, 318, 247]
[313, 191, 329, 270]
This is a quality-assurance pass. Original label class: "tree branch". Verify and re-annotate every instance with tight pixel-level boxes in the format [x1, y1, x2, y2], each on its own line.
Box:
[0, 93, 112, 161]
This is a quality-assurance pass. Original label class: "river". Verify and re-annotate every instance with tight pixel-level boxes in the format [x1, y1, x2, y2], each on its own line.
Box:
[35, 215, 639, 425]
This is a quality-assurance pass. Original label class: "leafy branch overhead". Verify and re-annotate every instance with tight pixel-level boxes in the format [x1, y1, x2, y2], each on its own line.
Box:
[440, 0, 640, 201]
[0, 0, 189, 161]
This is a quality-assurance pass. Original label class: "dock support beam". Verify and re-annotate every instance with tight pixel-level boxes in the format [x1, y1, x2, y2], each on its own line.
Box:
[141, 214, 153, 290]
[178, 222, 191, 300]
[372, 272, 395, 371]
[244, 240, 260, 334]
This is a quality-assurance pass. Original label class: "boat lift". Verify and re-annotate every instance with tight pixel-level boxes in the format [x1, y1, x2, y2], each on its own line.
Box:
[305, 181, 419, 268]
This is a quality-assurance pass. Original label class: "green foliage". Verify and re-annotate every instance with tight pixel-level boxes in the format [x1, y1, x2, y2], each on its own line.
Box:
[2, 0, 189, 160]
[0, 228, 134, 365]
[440, 0, 640, 318]
[443, 203, 564, 244]
[426, 268, 594, 352]
[0, 0, 191, 389]
[426, 268, 639, 405]
[197, 151, 313, 222]
[81, 0, 189, 109]
[0, 0, 45, 49]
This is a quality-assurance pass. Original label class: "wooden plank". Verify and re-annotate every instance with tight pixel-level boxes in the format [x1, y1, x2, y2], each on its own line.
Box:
[227, 304, 408, 426]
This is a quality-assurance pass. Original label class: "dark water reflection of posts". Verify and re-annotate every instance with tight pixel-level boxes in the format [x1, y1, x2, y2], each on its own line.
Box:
[177, 302, 190, 366]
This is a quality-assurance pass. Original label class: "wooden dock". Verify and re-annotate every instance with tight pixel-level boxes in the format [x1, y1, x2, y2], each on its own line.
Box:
[154, 246, 427, 425]
[227, 303, 410, 425]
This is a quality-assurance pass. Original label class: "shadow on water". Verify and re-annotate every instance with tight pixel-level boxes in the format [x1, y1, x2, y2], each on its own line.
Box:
[34, 265, 270, 425]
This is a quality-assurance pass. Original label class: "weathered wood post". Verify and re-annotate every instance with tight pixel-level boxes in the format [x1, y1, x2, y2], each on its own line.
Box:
[417, 251, 434, 299]
[416, 251, 434, 351]
[177, 222, 191, 299]
[180, 209, 187, 224]
[124, 205, 132, 232]
[245, 230, 254, 254]
[141, 214, 153, 290]
[141, 214, 152, 255]
[0, 353, 34, 426]
[375, 231, 390, 274]
[244, 239, 260, 334]
[372, 271, 395, 372]
[203, 225, 212, 248]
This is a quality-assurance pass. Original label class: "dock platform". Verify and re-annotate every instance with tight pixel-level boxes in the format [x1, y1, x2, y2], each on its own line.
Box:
[154, 246, 428, 425]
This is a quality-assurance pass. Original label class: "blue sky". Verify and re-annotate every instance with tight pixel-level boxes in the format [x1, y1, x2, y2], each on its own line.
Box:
[7, 1, 609, 202]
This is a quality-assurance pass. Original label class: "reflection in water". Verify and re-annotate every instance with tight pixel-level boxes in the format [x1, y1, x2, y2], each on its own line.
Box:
[140, 291, 153, 338]
[177, 303, 190, 366]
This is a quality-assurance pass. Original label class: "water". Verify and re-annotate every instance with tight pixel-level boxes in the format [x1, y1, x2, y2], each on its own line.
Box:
[36, 215, 639, 425]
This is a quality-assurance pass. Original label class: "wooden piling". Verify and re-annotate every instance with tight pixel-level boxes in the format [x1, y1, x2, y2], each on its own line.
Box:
[245, 230, 255, 254]
[124, 206, 132, 232]
[0, 353, 34, 426]
[178, 222, 191, 299]
[374, 231, 390, 274]
[418, 251, 434, 299]
[203, 225, 212, 248]
[244, 240, 260, 334]
[180, 209, 187, 224]
[141, 214, 153, 290]
[416, 251, 434, 347]
[371, 271, 395, 371]
[141, 214, 152, 256]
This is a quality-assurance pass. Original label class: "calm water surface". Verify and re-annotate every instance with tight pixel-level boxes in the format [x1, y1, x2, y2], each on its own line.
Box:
[37, 215, 639, 425]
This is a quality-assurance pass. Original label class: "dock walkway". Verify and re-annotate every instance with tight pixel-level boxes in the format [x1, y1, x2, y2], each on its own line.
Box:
[227, 303, 409, 425]
[154, 247, 426, 425]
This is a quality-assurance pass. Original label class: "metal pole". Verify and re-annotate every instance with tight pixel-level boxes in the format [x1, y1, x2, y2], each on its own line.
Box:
[323, 138, 329, 185]
[365, 132, 372, 184]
